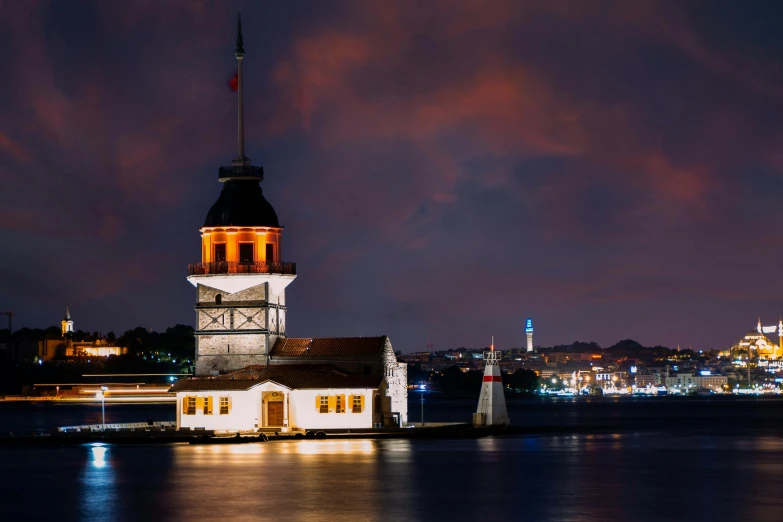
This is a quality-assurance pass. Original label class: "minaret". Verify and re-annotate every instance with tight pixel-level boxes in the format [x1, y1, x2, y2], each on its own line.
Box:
[525, 317, 534, 353]
[474, 336, 509, 427]
[61, 307, 73, 336]
[757, 318, 763, 334]
[778, 317, 782, 359]
[187, 15, 297, 376]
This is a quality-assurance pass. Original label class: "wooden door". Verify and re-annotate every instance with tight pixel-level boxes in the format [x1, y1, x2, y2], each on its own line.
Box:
[267, 401, 284, 426]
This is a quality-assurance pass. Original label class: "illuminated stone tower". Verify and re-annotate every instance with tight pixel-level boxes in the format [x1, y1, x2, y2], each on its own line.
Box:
[187, 15, 296, 376]
[61, 307, 73, 336]
[525, 317, 534, 353]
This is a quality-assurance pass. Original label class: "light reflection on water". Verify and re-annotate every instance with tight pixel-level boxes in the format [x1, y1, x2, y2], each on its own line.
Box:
[170, 439, 391, 522]
[80, 443, 117, 521]
[4, 434, 783, 522]
[90, 444, 108, 468]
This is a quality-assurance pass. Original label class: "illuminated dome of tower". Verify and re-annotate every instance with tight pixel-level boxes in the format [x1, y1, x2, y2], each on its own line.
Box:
[204, 180, 280, 228]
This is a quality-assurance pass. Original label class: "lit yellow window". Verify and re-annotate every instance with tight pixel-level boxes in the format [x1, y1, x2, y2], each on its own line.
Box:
[335, 395, 345, 413]
[319, 396, 329, 413]
[203, 396, 213, 415]
[185, 397, 196, 416]
[352, 395, 363, 413]
[219, 397, 230, 415]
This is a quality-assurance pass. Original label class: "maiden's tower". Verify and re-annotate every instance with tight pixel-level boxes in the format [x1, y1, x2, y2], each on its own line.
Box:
[177, 16, 408, 428]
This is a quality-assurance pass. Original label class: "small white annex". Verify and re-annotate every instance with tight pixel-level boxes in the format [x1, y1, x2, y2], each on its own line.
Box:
[170, 365, 402, 432]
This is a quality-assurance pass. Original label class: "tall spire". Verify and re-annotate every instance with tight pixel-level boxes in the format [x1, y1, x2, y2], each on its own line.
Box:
[65, 306, 70, 321]
[235, 13, 245, 57]
[218, 14, 263, 182]
[234, 13, 246, 164]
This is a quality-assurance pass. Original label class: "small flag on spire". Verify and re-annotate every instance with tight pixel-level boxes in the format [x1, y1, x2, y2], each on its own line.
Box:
[228, 71, 239, 91]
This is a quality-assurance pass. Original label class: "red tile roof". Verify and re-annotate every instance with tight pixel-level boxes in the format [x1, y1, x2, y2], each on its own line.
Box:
[169, 365, 382, 392]
[270, 336, 387, 357]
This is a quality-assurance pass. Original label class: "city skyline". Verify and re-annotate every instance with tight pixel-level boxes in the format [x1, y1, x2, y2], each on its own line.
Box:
[1, 2, 782, 352]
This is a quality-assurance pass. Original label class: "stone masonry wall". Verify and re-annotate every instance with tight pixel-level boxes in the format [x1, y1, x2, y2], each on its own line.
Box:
[194, 281, 284, 376]
[267, 285, 285, 307]
[267, 308, 277, 334]
[197, 282, 266, 304]
[195, 354, 268, 376]
[195, 333, 267, 376]
[382, 337, 408, 424]
[234, 307, 266, 330]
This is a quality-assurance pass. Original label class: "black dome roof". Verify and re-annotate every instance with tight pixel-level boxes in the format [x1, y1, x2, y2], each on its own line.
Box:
[204, 180, 280, 228]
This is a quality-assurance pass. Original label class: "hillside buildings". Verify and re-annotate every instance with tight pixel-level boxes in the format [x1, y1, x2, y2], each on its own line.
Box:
[38, 307, 126, 361]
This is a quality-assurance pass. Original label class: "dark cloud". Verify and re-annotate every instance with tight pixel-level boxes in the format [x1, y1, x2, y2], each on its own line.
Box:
[0, 0, 781, 351]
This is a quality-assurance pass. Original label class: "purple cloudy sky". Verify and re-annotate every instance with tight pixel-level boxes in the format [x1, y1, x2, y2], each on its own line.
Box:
[1, 1, 782, 352]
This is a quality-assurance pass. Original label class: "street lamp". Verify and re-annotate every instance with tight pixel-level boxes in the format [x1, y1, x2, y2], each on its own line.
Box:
[96, 386, 108, 430]
[420, 390, 425, 425]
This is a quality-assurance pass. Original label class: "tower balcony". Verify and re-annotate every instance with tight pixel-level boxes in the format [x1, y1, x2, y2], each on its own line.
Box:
[188, 261, 296, 276]
[218, 165, 264, 182]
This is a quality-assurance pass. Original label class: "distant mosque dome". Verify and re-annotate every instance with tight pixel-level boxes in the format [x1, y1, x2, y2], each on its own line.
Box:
[204, 180, 280, 228]
[732, 328, 779, 359]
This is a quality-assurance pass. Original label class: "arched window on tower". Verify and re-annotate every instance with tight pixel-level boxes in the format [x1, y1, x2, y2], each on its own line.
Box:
[215, 294, 222, 305]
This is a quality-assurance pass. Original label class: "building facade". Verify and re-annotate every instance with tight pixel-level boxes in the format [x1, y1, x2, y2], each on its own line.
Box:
[664, 373, 728, 391]
[172, 366, 389, 432]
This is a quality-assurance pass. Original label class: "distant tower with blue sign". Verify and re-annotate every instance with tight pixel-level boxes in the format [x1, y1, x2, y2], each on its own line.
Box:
[525, 318, 534, 353]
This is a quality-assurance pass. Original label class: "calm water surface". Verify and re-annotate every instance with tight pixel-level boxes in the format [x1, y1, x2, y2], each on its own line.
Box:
[2, 397, 783, 521]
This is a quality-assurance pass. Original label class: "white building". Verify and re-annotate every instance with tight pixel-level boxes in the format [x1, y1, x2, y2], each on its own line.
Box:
[635, 373, 661, 387]
[171, 336, 407, 429]
[171, 365, 402, 432]
[664, 373, 728, 391]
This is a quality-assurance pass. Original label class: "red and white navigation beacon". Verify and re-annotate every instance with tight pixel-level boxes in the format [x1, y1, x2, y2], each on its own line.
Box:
[474, 336, 509, 427]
